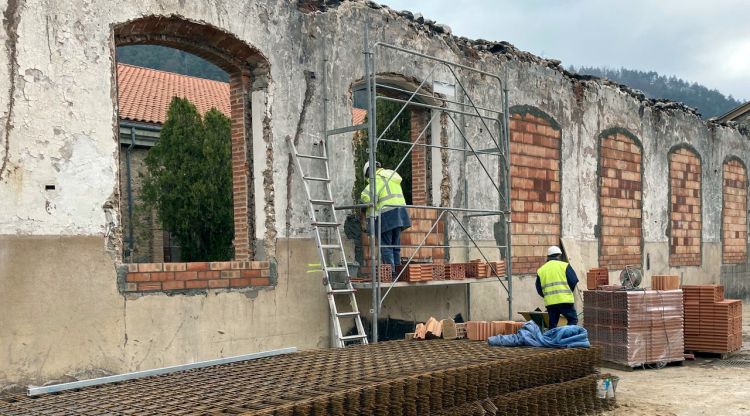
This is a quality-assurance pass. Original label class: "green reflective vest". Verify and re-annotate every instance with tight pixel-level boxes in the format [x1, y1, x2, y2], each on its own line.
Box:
[360, 168, 407, 217]
[537, 260, 575, 306]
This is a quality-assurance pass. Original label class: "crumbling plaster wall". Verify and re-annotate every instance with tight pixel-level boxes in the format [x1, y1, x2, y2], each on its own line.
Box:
[1, 0, 749, 389]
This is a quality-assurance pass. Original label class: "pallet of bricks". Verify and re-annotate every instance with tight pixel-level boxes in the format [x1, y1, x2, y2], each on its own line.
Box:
[683, 285, 742, 353]
[583, 289, 684, 367]
[361, 259, 506, 283]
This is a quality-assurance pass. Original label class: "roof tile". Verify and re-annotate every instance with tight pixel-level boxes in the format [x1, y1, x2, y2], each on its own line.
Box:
[117, 63, 230, 124]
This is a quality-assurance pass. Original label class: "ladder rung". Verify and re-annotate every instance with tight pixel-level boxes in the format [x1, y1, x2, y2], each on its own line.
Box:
[312, 221, 340, 227]
[336, 312, 361, 318]
[329, 288, 356, 294]
[325, 267, 347, 272]
[297, 154, 327, 160]
[310, 199, 334, 205]
[320, 244, 342, 250]
[303, 176, 330, 182]
[340, 334, 368, 341]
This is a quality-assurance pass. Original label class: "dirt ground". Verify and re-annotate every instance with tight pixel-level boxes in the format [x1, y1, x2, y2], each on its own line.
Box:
[602, 304, 750, 416]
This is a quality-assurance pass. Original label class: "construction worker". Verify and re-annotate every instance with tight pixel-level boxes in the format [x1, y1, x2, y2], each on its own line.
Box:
[360, 161, 411, 270]
[535, 246, 579, 328]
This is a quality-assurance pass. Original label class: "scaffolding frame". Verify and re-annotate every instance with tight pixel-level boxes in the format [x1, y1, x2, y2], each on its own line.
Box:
[324, 29, 512, 343]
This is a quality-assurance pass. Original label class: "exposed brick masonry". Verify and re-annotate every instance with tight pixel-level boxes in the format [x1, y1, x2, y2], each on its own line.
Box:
[722, 160, 747, 264]
[509, 112, 561, 274]
[599, 132, 642, 269]
[669, 147, 702, 266]
[125, 261, 271, 292]
[410, 109, 428, 205]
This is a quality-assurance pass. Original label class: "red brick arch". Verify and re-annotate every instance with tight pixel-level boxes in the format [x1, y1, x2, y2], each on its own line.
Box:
[508, 106, 561, 274]
[668, 145, 702, 267]
[114, 16, 271, 262]
[722, 157, 748, 264]
[597, 128, 643, 270]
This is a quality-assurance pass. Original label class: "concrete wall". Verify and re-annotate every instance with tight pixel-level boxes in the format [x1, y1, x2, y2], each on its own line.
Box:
[1, 0, 749, 388]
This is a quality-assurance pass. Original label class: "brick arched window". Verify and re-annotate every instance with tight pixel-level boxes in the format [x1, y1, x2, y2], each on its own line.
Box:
[668, 145, 702, 267]
[508, 106, 561, 274]
[114, 16, 272, 293]
[722, 157, 748, 264]
[114, 16, 269, 262]
[597, 128, 643, 270]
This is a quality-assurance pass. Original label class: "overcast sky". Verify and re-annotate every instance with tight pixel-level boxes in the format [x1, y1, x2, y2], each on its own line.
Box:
[379, 0, 750, 101]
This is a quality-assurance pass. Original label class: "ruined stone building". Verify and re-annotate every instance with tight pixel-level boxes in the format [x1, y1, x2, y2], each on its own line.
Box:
[1, 0, 749, 389]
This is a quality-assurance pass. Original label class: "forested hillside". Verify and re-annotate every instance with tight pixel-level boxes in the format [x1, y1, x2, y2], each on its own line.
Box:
[570, 66, 743, 118]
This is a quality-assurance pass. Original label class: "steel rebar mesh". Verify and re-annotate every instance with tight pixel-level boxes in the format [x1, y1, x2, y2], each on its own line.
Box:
[0, 340, 601, 416]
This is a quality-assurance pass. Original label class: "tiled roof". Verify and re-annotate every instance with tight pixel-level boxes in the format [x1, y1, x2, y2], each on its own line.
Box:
[117, 63, 230, 125]
[352, 108, 367, 125]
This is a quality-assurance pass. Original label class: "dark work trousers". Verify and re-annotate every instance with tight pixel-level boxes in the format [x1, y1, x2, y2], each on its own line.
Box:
[379, 227, 402, 267]
[547, 303, 578, 328]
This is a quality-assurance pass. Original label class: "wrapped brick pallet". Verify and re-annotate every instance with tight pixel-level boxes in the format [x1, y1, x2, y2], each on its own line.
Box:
[584, 290, 684, 367]
[683, 285, 743, 353]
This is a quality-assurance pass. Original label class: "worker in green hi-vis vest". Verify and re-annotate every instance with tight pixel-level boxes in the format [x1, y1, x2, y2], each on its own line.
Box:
[360, 161, 411, 273]
[535, 246, 579, 329]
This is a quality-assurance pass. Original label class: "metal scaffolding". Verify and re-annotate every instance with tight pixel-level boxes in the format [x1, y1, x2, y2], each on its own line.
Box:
[323, 29, 512, 344]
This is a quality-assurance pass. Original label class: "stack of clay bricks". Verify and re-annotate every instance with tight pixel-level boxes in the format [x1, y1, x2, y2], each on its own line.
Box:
[466, 260, 507, 279]
[683, 285, 743, 353]
[652, 275, 680, 290]
[366, 264, 393, 282]
[466, 320, 525, 341]
[584, 290, 684, 367]
[586, 267, 609, 290]
[395, 264, 434, 282]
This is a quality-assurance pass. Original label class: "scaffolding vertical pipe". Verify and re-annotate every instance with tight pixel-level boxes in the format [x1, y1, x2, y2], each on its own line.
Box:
[364, 25, 379, 343]
[502, 75, 513, 320]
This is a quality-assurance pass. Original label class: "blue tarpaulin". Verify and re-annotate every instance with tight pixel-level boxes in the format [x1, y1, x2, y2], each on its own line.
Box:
[487, 321, 590, 348]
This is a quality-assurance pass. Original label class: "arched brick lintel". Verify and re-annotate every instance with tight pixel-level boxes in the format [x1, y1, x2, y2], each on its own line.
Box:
[113, 15, 270, 81]
[509, 105, 561, 131]
[598, 127, 642, 150]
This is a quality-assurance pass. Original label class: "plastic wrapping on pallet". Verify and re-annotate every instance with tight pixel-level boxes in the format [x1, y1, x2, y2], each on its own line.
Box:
[583, 290, 684, 367]
[682, 285, 742, 353]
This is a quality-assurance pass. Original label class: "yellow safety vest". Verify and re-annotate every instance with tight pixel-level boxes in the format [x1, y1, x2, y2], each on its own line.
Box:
[360, 168, 407, 217]
[537, 260, 575, 306]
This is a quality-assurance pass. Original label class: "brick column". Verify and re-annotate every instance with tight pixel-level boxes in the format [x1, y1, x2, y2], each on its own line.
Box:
[599, 131, 642, 269]
[229, 70, 252, 261]
[410, 109, 428, 206]
[722, 159, 747, 264]
[669, 147, 701, 266]
[509, 111, 561, 274]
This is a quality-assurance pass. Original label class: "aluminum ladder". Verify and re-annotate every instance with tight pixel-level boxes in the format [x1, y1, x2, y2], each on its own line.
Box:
[287, 137, 369, 347]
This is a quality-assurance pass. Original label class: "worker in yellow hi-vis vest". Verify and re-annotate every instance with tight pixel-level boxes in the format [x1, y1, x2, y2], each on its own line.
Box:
[360, 161, 411, 272]
[535, 246, 579, 328]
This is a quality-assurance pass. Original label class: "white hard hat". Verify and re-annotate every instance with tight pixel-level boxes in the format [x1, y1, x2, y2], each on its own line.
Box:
[547, 246, 562, 256]
[363, 161, 380, 176]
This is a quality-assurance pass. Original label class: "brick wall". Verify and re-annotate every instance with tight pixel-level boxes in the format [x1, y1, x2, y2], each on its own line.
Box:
[123, 261, 271, 292]
[410, 109, 428, 205]
[361, 208, 445, 270]
[509, 110, 561, 274]
[669, 147, 702, 266]
[599, 131, 642, 269]
[229, 71, 253, 261]
[722, 159, 747, 264]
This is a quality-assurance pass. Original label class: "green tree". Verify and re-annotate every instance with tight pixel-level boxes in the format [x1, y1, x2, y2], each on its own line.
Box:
[141, 97, 234, 261]
[353, 100, 413, 204]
